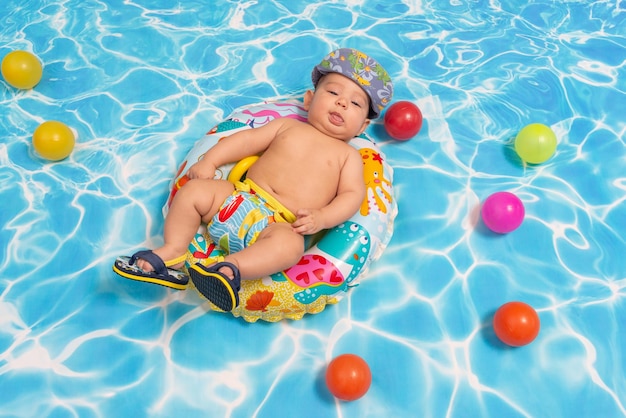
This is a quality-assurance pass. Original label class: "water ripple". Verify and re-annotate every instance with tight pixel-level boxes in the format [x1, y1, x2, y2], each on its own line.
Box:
[1, 0, 625, 417]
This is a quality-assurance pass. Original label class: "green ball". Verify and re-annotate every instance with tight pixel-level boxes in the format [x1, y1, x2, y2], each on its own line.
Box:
[514, 123, 557, 164]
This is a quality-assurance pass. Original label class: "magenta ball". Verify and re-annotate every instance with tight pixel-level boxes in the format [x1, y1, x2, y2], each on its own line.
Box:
[481, 192, 525, 233]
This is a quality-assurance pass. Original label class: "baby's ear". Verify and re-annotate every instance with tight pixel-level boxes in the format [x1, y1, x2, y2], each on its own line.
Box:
[303, 90, 315, 110]
[358, 118, 371, 135]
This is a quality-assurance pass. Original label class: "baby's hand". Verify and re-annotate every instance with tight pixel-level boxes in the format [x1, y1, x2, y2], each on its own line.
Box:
[186, 160, 216, 179]
[292, 209, 325, 235]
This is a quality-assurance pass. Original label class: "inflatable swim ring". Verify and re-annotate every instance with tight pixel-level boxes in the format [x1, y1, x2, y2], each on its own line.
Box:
[164, 100, 397, 322]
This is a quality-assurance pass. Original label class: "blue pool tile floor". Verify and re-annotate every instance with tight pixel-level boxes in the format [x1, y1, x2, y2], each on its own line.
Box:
[1, 1, 625, 417]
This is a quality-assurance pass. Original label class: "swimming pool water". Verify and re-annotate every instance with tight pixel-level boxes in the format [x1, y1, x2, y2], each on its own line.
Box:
[1, 1, 625, 417]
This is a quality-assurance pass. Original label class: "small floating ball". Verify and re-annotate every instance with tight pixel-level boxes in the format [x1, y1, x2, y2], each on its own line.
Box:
[1, 50, 43, 90]
[32, 121, 75, 161]
[325, 354, 372, 401]
[384, 101, 422, 140]
[493, 301, 540, 347]
[481, 191, 525, 234]
[514, 123, 557, 164]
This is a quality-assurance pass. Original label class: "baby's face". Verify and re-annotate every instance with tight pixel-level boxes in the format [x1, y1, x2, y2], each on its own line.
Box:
[304, 73, 371, 140]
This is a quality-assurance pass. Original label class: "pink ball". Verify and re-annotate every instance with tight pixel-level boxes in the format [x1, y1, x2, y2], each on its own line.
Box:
[481, 192, 525, 233]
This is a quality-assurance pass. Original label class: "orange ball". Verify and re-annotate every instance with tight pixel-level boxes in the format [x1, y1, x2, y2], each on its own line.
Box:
[325, 354, 372, 401]
[493, 301, 540, 347]
[32, 121, 75, 161]
[1, 50, 43, 89]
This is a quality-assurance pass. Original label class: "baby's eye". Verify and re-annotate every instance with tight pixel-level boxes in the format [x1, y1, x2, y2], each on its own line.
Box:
[351, 101, 362, 107]
[328, 90, 338, 95]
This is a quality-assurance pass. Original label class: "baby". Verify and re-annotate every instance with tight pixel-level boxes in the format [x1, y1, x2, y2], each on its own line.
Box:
[113, 48, 393, 311]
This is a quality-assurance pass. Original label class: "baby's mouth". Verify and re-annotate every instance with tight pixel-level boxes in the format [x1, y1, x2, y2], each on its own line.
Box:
[329, 112, 344, 125]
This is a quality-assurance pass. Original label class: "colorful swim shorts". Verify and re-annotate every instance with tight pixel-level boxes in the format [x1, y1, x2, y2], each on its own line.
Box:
[208, 178, 296, 254]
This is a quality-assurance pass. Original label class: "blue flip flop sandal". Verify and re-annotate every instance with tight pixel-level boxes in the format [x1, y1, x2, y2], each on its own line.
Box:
[189, 262, 241, 311]
[112, 250, 189, 290]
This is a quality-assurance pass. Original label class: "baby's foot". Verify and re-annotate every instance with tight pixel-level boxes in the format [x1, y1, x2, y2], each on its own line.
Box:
[188, 261, 241, 311]
[216, 261, 237, 280]
[135, 248, 186, 272]
[113, 250, 189, 290]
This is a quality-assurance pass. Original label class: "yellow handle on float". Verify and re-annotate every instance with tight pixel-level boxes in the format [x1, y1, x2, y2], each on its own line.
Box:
[227, 155, 260, 183]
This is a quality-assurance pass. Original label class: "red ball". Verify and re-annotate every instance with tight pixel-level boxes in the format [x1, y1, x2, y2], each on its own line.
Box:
[493, 302, 540, 347]
[325, 354, 372, 401]
[383, 101, 423, 140]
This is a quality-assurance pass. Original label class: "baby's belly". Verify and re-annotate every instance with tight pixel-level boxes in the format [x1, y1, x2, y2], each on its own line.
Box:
[248, 172, 334, 213]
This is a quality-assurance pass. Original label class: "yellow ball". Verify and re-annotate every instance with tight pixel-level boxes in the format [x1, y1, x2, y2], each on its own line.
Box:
[1, 50, 43, 90]
[32, 121, 75, 161]
[514, 123, 557, 164]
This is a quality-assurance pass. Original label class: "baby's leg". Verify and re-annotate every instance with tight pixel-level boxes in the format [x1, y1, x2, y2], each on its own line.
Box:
[223, 222, 304, 280]
[137, 179, 235, 272]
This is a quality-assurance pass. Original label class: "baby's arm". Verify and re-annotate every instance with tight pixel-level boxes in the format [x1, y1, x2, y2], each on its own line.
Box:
[292, 148, 365, 235]
[187, 119, 286, 179]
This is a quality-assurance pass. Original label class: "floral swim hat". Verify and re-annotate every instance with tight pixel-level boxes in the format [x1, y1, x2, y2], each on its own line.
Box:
[311, 48, 393, 119]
